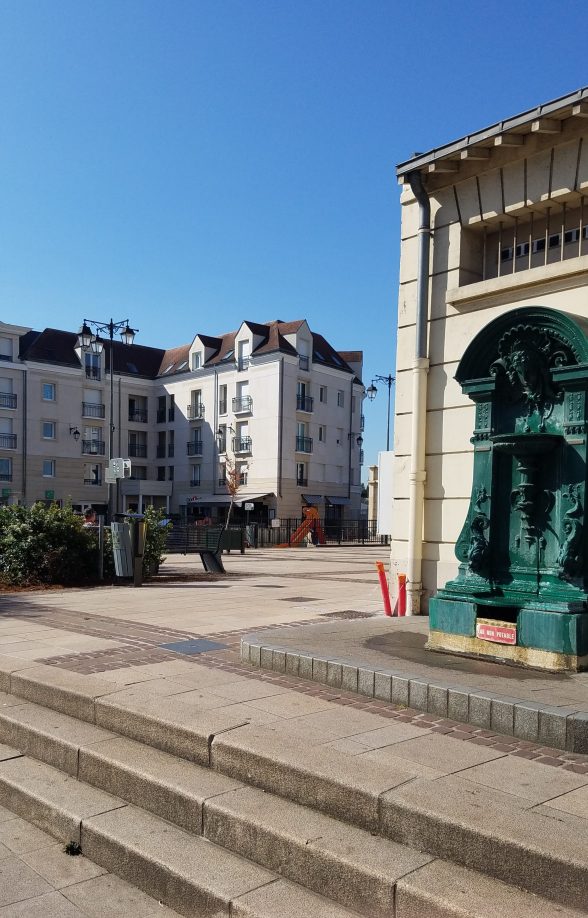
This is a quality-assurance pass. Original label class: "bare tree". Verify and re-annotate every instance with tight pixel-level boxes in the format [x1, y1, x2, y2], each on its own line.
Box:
[222, 452, 244, 532]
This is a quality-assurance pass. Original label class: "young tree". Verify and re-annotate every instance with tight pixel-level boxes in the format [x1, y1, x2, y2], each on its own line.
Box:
[222, 452, 245, 531]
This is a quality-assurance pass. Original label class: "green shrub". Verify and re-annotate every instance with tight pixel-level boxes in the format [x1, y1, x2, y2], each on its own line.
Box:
[141, 506, 172, 578]
[0, 503, 99, 586]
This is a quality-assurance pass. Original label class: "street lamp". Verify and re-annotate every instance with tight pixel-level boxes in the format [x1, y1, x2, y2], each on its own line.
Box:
[77, 318, 138, 521]
[366, 373, 395, 451]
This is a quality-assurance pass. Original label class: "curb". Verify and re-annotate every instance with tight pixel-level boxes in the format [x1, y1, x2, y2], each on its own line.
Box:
[240, 635, 588, 754]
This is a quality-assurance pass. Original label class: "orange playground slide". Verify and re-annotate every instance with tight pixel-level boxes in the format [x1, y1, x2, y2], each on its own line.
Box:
[277, 506, 325, 547]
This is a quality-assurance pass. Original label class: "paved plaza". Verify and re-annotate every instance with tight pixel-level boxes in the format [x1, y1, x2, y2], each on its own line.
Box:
[0, 545, 587, 914]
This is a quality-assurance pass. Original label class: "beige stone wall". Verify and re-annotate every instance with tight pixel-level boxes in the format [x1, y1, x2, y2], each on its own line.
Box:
[392, 123, 588, 608]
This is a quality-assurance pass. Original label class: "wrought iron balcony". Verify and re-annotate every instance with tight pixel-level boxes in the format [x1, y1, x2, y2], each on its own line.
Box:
[85, 366, 101, 380]
[298, 355, 309, 370]
[0, 434, 16, 449]
[295, 436, 313, 453]
[187, 441, 203, 456]
[187, 403, 205, 420]
[82, 439, 106, 456]
[296, 476, 308, 486]
[190, 479, 201, 487]
[232, 396, 253, 413]
[296, 395, 314, 412]
[83, 478, 102, 486]
[128, 443, 147, 458]
[82, 402, 105, 419]
[128, 408, 148, 423]
[0, 472, 12, 481]
[0, 393, 16, 409]
[233, 436, 252, 453]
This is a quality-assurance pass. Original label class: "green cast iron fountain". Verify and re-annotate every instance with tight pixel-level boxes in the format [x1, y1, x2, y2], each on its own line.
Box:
[428, 306, 588, 671]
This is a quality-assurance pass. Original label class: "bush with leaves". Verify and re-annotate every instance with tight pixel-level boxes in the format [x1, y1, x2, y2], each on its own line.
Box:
[140, 506, 172, 578]
[0, 503, 99, 586]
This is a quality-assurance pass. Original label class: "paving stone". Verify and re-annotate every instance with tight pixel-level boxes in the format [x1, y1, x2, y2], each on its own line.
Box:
[490, 697, 516, 735]
[312, 657, 328, 683]
[469, 693, 493, 729]
[341, 664, 358, 693]
[21, 842, 107, 889]
[568, 712, 588, 754]
[260, 647, 273, 671]
[231, 878, 361, 918]
[542, 784, 588, 820]
[408, 679, 428, 711]
[272, 650, 286, 673]
[61, 871, 179, 917]
[298, 654, 313, 680]
[249, 644, 261, 667]
[539, 706, 578, 749]
[326, 662, 342, 689]
[357, 667, 375, 697]
[347, 722, 430, 749]
[447, 688, 469, 723]
[373, 672, 392, 702]
[0, 856, 53, 907]
[513, 702, 542, 742]
[373, 732, 504, 775]
[0, 890, 90, 918]
[285, 653, 299, 677]
[0, 817, 59, 854]
[427, 684, 448, 717]
[9, 667, 115, 723]
[459, 753, 588, 803]
[246, 691, 332, 718]
[391, 675, 409, 706]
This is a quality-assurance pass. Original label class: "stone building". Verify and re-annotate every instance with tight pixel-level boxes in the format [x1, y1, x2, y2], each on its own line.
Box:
[391, 86, 588, 613]
[0, 319, 364, 521]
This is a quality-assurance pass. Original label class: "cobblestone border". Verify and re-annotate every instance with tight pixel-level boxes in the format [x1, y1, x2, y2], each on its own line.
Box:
[241, 635, 588, 754]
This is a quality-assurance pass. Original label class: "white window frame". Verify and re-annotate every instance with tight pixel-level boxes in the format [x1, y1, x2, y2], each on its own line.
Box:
[318, 425, 326, 442]
[192, 352, 202, 371]
[337, 390, 344, 408]
[319, 386, 327, 403]
[42, 382, 56, 401]
[42, 421, 56, 440]
[42, 459, 55, 478]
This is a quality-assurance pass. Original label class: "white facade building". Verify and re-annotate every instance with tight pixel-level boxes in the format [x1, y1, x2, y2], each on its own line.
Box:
[0, 318, 364, 522]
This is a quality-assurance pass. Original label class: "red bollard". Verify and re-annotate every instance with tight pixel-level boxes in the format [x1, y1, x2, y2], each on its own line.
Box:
[376, 561, 393, 617]
[397, 573, 407, 617]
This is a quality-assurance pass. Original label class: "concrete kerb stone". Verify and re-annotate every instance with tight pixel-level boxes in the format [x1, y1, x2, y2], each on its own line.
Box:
[241, 634, 588, 751]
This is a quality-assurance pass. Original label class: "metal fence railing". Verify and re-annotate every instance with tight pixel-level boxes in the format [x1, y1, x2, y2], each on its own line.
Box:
[257, 518, 387, 547]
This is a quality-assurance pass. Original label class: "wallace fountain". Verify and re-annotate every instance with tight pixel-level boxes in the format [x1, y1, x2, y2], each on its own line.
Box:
[429, 306, 588, 671]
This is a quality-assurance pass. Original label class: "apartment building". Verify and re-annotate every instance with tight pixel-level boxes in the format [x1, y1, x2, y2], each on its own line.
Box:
[392, 85, 588, 613]
[0, 318, 364, 521]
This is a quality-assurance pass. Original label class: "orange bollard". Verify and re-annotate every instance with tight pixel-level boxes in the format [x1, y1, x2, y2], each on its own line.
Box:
[376, 561, 393, 617]
[397, 573, 407, 617]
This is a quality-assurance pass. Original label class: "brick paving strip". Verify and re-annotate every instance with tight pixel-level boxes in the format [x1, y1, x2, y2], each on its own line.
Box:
[0, 599, 586, 772]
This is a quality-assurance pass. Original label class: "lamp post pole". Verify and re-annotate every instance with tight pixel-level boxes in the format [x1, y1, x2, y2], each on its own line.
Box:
[77, 318, 138, 522]
[366, 374, 395, 451]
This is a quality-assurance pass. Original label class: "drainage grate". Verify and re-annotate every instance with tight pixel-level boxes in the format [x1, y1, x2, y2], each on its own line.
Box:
[280, 597, 318, 603]
[321, 610, 376, 620]
[160, 638, 229, 655]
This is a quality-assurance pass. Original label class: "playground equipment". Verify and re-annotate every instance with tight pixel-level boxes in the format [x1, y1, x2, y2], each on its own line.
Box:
[277, 507, 326, 547]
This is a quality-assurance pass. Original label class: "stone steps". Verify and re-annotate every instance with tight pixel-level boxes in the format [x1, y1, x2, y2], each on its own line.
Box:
[0, 658, 586, 914]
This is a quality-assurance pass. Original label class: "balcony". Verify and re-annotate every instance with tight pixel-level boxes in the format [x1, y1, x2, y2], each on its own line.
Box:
[233, 436, 252, 454]
[360, 414, 365, 431]
[156, 445, 166, 458]
[237, 357, 250, 371]
[190, 479, 201, 487]
[83, 478, 102, 486]
[219, 400, 227, 415]
[0, 393, 16, 409]
[296, 395, 314, 413]
[85, 366, 101, 380]
[187, 404, 205, 420]
[298, 355, 309, 371]
[359, 449, 364, 465]
[217, 438, 227, 454]
[0, 434, 16, 450]
[129, 408, 148, 423]
[232, 395, 253, 414]
[0, 472, 12, 482]
[156, 408, 166, 423]
[187, 441, 203, 456]
[82, 402, 105, 419]
[295, 436, 313, 453]
[82, 439, 106, 456]
[128, 444, 147, 458]
[296, 476, 308, 487]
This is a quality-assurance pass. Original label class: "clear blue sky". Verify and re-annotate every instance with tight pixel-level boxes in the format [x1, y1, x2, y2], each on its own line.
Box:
[0, 0, 586, 470]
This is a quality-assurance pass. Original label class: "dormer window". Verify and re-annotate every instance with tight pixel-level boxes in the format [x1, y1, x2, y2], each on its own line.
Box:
[237, 340, 250, 371]
[192, 352, 202, 371]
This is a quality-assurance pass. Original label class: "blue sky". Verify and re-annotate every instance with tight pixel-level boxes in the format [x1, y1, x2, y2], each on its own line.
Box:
[0, 1, 586, 469]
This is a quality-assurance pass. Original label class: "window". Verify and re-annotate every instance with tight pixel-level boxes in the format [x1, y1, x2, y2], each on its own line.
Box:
[168, 466, 174, 481]
[42, 421, 55, 440]
[296, 462, 307, 486]
[319, 386, 327, 403]
[237, 339, 250, 371]
[42, 383, 56, 401]
[218, 463, 226, 485]
[336, 427, 343, 445]
[84, 353, 101, 380]
[0, 458, 11, 481]
[42, 460, 55, 477]
[157, 466, 165, 482]
[0, 337, 12, 361]
[192, 352, 202, 371]
[191, 464, 201, 486]
[219, 384, 227, 415]
[337, 390, 344, 408]
[131, 465, 147, 480]
[318, 425, 326, 443]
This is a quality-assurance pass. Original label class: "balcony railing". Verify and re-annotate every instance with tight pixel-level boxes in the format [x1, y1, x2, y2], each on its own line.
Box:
[82, 439, 106, 455]
[85, 366, 101, 380]
[128, 444, 147, 458]
[360, 414, 365, 432]
[232, 396, 253, 413]
[295, 436, 313, 453]
[156, 445, 166, 458]
[190, 479, 201, 487]
[298, 355, 309, 371]
[187, 404, 205, 420]
[359, 449, 364, 465]
[83, 478, 102, 486]
[187, 441, 203, 456]
[128, 408, 148, 423]
[0, 472, 12, 481]
[233, 436, 252, 453]
[82, 402, 105, 419]
[156, 408, 166, 423]
[0, 434, 17, 450]
[0, 393, 17, 409]
[237, 357, 250, 371]
[219, 400, 227, 415]
[296, 476, 308, 487]
[296, 395, 314, 412]
[217, 438, 227, 454]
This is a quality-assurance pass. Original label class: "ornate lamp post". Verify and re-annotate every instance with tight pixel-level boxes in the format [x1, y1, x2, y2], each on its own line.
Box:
[366, 373, 395, 451]
[77, 319, 138, 521]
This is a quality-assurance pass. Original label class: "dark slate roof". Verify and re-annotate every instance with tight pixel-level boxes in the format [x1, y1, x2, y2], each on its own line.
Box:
[20, 328, 81, 367]
[107, 340, 166, 378]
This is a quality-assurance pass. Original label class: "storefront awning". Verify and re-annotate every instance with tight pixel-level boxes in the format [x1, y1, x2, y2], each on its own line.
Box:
[326, 496, 350, 505]
[185, 494, 232, 504]
[235, 493, 273, 506]
[302, 494, 322, 505]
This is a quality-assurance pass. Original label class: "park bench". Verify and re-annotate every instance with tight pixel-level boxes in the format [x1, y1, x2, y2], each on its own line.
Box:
[165, 525, 245, 572]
